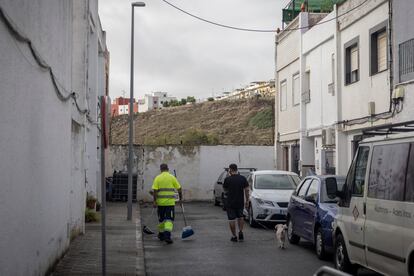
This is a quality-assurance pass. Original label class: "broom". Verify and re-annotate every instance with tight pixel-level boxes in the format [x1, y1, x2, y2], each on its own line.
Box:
[180, 202, 194, 239]
[142, 207, 155, 235]
[173, 170, 194, 239]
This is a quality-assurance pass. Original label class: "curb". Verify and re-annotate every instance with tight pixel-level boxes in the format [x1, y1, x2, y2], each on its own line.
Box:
[136, 204, 146, 276]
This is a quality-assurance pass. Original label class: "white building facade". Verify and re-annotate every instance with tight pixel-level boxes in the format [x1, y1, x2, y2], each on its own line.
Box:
[138, 91, 176, 113]
[0, 0, 108, 274]
[275, 0, 414, 177]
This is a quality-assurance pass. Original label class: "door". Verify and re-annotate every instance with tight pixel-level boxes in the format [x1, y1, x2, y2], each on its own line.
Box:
[339, 146, 370, 267]
[365, 142, 409, 275]
[293, 178, 313, 237]
[302, 179, 319, 241]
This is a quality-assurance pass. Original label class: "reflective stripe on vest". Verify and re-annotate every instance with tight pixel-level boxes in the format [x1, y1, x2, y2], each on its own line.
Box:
[157, 195, 176, 199]
[158, 188, 176, 192]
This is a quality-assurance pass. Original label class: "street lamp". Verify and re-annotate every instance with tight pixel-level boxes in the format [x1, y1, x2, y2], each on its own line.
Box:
[128, 1, 145, 221]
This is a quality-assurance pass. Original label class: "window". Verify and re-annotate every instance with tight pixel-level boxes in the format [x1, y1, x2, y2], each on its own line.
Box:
[345, 38, 359, 85]
[292, 74, 300, 106]
[298, 179, 312, 198]
[370, 23, 388, 75]
[406, 144, 414, 202]
[280, 81, 287, 111]
[346, 146, 370, 196]
[368, 143, 409, 201]
[306, 180, 319, 197]
[254, 174, 297, 190]
[399, 38, 414, 82]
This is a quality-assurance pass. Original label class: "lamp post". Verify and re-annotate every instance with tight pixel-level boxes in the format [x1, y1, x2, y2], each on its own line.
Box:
[128, 1, 145, 220]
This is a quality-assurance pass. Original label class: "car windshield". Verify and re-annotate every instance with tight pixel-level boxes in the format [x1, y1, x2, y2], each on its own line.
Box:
[321, 177, 346, 202]
[239, 171, 251, 178]
[254, 174, 298, 190]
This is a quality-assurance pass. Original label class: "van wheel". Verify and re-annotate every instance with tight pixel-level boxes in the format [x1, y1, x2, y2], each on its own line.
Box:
[287, 218, 300, 244]
[315, 227, 326, 260]
[335, 233, 357, 274]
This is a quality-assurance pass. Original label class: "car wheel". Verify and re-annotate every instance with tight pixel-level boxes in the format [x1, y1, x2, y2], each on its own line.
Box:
[287, 218, 300, 244]
[221, 194, 226, 211]
[248, 206, 258, 227]
[335, 233, 358, 274]
[315, 227, 326, 260]
[214, 194, 220, 206]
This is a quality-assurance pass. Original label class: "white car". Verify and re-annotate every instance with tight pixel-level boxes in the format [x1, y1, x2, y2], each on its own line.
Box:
[245, 170, 301, 227]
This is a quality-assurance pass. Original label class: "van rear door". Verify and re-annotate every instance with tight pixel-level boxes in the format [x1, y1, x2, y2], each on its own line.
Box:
[364, 142, 409, 275]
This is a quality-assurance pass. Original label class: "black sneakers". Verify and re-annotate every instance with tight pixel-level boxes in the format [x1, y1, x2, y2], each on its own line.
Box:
[165, 238, 173, 244]
[238, 231, 244, 241]
[230, 236, 238, 242]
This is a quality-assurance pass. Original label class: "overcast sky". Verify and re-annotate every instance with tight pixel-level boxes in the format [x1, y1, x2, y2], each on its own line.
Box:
[99, 0, 289, 100]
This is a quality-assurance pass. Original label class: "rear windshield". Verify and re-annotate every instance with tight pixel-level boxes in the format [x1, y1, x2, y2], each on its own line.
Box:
[254, 174, 298, 190]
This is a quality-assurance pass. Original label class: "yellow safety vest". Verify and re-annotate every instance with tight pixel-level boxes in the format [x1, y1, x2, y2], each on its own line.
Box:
[152, 172, 181, 206]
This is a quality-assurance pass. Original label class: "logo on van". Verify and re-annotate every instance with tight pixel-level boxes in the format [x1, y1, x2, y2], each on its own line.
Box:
[352, 205, 359, 221]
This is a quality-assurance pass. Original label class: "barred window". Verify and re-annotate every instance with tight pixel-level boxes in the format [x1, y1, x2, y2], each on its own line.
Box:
[399, 38, 414, 82]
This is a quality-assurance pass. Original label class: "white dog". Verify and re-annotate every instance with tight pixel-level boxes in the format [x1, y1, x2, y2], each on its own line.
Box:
[275, 224, 288, 249]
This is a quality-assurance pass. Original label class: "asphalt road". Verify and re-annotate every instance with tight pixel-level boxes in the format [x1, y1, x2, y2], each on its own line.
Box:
[141, 202, 379, 276]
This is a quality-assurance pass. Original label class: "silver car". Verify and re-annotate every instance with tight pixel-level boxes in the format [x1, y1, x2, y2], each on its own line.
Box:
[244, 170, 300, 227]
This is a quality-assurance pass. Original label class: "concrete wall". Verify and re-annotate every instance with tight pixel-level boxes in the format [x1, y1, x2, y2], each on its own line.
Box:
[108, 145, 275, 201]
[0, 0, 106, 274]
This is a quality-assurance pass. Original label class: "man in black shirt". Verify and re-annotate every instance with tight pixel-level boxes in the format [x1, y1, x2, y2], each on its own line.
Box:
[223, 163, 249, 242]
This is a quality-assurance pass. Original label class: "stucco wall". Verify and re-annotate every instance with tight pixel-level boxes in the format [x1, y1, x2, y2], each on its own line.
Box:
[108, 145, 275, 201]
[0, 0, 106, 275]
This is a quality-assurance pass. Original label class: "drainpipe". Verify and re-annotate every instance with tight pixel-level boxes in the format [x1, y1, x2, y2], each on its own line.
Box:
[388, 0, 394, 113]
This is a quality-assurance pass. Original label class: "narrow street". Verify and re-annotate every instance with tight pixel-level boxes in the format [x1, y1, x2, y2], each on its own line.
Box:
[142, 202, 329, 276]
[141, 202, 381, 276]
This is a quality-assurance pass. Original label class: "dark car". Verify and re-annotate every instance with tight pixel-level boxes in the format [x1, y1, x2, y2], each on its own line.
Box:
[286, 175, 345, 259]
[213, 168, 256, 209]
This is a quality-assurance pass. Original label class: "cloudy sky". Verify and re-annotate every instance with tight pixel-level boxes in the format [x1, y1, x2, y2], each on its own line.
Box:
[99, 0, 290, 100]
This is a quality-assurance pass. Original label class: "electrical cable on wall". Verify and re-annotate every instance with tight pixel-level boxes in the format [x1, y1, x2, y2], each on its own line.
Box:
[0, 6, 92, 119]
[160, 0, 369, 33]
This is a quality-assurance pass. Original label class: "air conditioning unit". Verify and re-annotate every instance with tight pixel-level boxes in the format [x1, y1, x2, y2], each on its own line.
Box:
[322, 128, 335, 146]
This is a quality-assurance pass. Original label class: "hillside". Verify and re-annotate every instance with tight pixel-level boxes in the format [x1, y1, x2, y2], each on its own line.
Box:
[110, 98, 275, 146]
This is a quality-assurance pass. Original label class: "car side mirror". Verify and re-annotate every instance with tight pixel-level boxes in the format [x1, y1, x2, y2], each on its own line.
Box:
[305, 195, 316, 204]
[325, 177, 338, 199]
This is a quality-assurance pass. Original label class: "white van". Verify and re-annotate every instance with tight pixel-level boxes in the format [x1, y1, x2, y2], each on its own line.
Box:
[327, 133, 414, 276]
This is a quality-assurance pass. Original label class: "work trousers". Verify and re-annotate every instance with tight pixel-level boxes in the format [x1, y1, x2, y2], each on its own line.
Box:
[157, 205, 175, 239]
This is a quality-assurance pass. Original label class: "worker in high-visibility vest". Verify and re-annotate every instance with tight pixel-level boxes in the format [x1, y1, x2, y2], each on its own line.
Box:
[152, 163, 182, 244]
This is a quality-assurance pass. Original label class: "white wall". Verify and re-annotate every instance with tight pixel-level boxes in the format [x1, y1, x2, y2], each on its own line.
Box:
[339, 1, 390, 121]
[108, 145, 275, 201]
[303, 12, 338, 130]
[0, 0, 106, 274]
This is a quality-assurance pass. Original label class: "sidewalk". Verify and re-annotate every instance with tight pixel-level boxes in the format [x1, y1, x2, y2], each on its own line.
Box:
[52, 202, 145, 276]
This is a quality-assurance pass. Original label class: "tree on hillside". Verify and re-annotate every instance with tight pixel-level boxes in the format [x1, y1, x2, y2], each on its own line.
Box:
[180, 98, 187, 105]
[186, 96, 196, 103]
[163, 101, 170, 107]
[207, 97, 214, 102]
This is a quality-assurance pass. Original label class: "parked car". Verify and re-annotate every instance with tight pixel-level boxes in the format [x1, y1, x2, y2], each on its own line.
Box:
[328, 133, 414, 276]
[213, 168, 256, 208]
[244, 170, 301, 227]
[287, 175, 346, 259]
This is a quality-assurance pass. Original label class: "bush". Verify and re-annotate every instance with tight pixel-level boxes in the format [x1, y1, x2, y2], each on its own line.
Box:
[180, 129, 219, 145]
[85, 208, 100, 223]
[249, 108, 274, 129]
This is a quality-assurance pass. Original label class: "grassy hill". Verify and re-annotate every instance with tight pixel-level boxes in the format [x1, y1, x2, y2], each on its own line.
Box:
[110, 98, 275, 146]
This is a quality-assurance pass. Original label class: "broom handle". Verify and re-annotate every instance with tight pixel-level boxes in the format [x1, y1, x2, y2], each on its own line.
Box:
[181, 203, 188, 226]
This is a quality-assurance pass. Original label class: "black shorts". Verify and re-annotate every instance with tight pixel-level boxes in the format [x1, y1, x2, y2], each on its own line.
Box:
[157, 206, 175, 222]
[226, 208, 244, 220]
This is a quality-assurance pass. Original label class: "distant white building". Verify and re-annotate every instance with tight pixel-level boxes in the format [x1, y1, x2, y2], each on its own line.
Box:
[138, 92, 176, 113]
